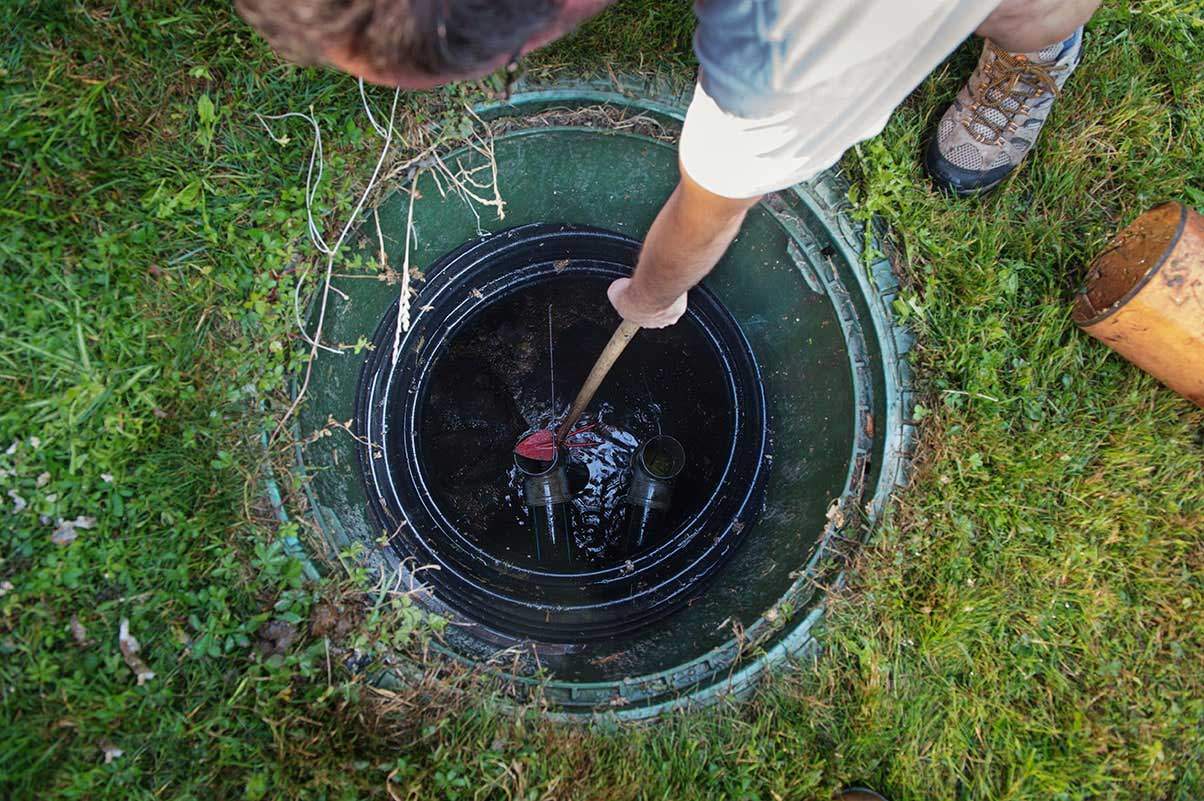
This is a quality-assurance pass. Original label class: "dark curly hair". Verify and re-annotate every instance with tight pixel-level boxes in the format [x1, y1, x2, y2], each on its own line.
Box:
[236, 0, 561, 77]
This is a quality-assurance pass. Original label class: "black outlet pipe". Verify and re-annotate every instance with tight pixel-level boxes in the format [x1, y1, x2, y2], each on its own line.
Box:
[515, 450, 573, 567]
[624, 435, 686, 554]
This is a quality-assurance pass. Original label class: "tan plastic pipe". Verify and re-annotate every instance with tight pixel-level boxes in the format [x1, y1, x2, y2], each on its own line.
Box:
[1073, 202, 1204, 407]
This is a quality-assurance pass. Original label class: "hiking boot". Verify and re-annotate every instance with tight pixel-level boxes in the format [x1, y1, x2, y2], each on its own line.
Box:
[925, 27, 1083, 196]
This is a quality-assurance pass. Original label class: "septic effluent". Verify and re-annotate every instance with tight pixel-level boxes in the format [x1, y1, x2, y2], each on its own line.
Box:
[418, 274, 733, 570]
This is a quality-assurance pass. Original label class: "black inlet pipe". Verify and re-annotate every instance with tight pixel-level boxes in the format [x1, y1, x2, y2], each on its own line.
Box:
[624, 435, 686, 554]
[515, 450, 573, 567]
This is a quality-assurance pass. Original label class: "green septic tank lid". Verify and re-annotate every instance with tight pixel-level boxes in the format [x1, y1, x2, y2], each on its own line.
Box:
[279, 75, 916, 720]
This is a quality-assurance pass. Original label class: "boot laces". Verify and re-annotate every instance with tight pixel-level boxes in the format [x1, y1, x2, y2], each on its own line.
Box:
[965, 42, 1062, 145]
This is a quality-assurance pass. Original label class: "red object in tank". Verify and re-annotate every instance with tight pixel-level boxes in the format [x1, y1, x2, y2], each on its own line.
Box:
[514, 424, 598, 461]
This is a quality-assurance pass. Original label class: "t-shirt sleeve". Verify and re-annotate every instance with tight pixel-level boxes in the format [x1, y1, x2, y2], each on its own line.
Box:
[693, 0, 789, 118]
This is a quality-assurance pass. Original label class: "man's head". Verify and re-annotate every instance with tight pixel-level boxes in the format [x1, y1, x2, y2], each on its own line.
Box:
[236, 0, 613, 88]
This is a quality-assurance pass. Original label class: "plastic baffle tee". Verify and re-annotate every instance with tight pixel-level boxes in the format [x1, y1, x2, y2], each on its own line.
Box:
[515, 450, 574, 567]
[624, 435, 686, 554]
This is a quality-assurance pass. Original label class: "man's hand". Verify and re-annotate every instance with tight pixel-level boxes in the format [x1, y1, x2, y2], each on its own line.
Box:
[607, 278, 687, 328]
[608, 162, 761, 327]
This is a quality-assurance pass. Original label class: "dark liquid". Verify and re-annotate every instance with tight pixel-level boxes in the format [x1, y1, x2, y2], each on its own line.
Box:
[416, 274, 733, 570]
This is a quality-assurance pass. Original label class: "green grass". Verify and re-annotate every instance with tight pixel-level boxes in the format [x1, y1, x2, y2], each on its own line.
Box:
[1, 1, 1201, 799]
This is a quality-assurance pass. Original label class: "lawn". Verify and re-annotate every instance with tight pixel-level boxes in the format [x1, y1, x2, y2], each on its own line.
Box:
[1, 1, 1201, 800]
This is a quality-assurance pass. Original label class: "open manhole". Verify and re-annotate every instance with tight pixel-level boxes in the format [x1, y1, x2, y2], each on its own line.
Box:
[291, 78, 914, 718]
[356, 225, 768, 642]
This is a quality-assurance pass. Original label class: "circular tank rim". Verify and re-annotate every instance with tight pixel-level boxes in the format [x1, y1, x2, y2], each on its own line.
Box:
[269, 74, 917, 720]
[354, 224, 772, 641]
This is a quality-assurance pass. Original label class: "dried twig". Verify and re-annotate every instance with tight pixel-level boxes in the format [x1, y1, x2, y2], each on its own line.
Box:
[269, 88, 402, 445]
[390, 177, 419, 365]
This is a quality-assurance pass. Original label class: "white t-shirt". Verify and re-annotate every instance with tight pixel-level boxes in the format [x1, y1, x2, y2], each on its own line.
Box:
[682, 0, 1002, 197]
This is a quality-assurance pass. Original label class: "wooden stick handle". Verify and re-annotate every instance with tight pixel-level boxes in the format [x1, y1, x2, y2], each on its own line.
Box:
[556, 319, 641, 441]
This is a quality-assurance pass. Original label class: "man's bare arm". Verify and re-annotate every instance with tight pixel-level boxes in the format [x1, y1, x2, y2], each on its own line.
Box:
[608, 164, 761, 328]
